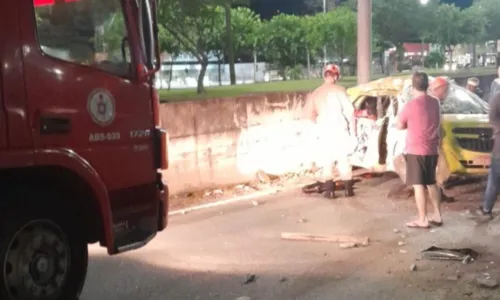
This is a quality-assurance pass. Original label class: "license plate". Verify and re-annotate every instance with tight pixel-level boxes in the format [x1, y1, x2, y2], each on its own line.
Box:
[475, 155, 491, 166]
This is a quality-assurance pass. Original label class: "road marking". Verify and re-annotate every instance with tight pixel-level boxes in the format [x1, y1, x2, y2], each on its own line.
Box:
[168, 189, 281, 216]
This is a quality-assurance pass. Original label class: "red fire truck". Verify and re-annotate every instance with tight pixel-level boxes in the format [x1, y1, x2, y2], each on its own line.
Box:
[0, 0, 168, 299]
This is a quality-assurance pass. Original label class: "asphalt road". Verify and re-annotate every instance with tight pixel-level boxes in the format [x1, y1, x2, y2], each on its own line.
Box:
[81, 176, 500, 300]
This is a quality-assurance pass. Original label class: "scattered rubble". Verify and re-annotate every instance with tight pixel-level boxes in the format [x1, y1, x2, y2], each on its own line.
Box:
[447, 274, 460, 281]
[339, 242, 358, 249]
[393, 229, 401, 233]
[243, 274, 256, 285]
[410, 264, 417, 271]
[397, 241, 406, 246]
[399, 249, 408, 254]
[476, 277, 498, 289]
[297, 218, 308, 223]
[421, 246, 478, 262]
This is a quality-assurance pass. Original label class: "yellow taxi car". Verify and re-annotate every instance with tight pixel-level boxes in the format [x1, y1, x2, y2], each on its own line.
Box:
[347, 75, 491, 184]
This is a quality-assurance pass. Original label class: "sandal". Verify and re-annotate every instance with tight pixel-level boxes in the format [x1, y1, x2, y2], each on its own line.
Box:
[406, 221, 430, 229]
[429, 220, 443, 227]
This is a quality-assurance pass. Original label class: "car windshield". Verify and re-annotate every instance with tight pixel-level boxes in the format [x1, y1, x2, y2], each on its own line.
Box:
[34, 0, 132, 76]
[401, 83, 488, 115]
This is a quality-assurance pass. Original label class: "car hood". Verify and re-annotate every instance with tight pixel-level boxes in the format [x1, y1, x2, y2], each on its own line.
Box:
[441, 114, 489, 124]
[347, 76, 410, 101]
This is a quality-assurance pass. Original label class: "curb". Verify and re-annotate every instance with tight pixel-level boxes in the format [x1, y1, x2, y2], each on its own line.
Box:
[168, 189, 282, 216]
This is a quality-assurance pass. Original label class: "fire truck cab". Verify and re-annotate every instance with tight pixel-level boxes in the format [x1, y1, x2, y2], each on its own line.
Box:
[0, 0, 168, 299]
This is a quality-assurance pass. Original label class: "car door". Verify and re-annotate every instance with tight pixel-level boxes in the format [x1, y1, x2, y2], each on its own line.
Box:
[349, 94, 386, 170]
[21, 0, 156, 191]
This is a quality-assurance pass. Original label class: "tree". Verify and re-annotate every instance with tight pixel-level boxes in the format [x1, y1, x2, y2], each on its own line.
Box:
[212, 0, 250, 86]
[303, 14, 324, 77]
[231, 7, 261, 81]
[207, 7, 226, 86]
[231, 7, 261, 55]
[372, 0, 422, 71]
[432, 3, 464, 63]
[372, 33, 393, 75]
[158, 24, 182, 90]
[461, 4, 487, 67]
[259, 14, 307, 79]
[157, 0, 223, 94]
[325, 7, 357, 66]
[473, 0, 500, 66]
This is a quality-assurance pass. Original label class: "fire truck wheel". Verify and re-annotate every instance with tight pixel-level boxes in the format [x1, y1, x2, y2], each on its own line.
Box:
[0, 207, 88, 300]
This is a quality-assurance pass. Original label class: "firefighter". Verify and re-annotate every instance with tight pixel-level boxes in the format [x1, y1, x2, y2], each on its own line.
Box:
[307, 64, 357, 199]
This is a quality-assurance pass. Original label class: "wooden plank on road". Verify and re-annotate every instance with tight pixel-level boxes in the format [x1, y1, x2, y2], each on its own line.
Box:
[281, 232, 370, 246]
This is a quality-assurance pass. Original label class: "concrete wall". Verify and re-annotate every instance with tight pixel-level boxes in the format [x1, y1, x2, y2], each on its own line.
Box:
[161, 74, 497, 195]
[161, 92, 320, 194]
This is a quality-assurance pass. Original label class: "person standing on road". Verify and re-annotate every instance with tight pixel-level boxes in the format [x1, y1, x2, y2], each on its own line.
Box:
[465, 77, 484, 99]
[397, 72, 442, 228]
[475, 91, 500, 221]
[307, 64, 357, 199]
[489, 66, 500, 100]
[428, 77, 455, 204]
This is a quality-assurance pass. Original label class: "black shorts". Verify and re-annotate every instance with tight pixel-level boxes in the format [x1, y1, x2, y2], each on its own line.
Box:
[405, 154, 438, 185]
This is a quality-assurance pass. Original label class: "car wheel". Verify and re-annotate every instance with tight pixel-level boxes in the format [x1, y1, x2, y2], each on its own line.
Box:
[0, 207, 88, 300]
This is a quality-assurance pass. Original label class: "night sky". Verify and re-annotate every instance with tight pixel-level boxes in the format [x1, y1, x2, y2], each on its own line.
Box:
[250, 0, 474, 19]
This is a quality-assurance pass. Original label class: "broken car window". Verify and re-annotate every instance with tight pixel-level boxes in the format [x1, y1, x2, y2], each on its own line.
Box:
[401, 84, 488, 115]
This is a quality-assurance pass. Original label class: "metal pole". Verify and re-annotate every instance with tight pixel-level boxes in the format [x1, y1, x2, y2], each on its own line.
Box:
[323, 0, 327, 65]
[357, 0, 372, 84]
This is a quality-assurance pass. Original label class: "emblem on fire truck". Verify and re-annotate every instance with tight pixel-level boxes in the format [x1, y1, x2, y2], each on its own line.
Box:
[87, 89, 116, 126]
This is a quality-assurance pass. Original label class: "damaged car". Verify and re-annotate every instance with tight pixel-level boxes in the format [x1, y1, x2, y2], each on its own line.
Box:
[347, 75, 491, 184]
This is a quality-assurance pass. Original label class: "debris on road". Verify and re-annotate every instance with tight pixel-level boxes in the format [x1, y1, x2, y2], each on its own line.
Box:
[447, 274, 460, 281]
[297, 218, 308, 223]
[280, 232, 370, 246]
[399, 249, 408, 254]
[421, 246, 479, 262]
[339, 242, 358, 249]
[243, 274, 256, 285]
[393, 229, 401, 233]
[235, 297, 251, 300]
[476, 277, 498, 289]
[279, 277, 288, 282]
[301, 179, 362, 195]
[397, 241, 406, 246]
[410, 264, 417, 271]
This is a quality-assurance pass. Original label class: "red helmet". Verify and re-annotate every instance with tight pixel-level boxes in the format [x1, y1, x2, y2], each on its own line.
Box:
[323, 63, 341, 78]
[430, 76, 449, 90]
